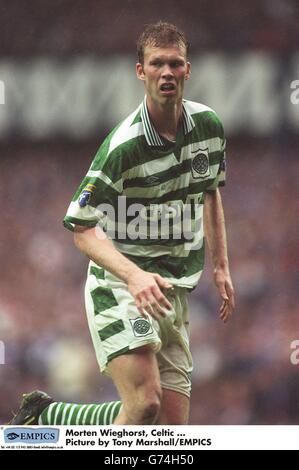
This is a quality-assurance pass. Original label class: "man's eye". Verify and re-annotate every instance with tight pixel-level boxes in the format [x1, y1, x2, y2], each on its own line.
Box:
[171, 61, 183, 68]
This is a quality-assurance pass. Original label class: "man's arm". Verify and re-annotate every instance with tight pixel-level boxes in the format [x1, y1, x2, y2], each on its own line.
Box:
[203, 188, 235, 322]
[73, 225, 173, 319]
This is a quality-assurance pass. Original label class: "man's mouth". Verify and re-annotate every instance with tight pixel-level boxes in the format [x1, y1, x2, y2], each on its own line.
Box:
[160, 82, 176, 92]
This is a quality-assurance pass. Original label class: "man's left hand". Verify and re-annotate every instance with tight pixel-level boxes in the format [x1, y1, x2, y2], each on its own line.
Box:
[213, 267, 235, 323]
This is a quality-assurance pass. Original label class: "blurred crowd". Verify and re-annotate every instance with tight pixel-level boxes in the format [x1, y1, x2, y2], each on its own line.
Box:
[0, 0, 299, 57]
[0, 0, 298, 425]
[0, 139, 298, 424]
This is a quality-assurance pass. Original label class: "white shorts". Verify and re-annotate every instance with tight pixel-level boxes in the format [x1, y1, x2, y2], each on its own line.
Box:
[85, 261, 193, 397]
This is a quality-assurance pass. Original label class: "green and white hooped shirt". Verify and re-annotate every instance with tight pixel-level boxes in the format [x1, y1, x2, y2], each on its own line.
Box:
[64, 97, 226, 289]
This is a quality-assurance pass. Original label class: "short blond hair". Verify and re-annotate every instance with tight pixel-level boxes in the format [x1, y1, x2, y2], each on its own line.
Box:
[137, 21, 189, 65]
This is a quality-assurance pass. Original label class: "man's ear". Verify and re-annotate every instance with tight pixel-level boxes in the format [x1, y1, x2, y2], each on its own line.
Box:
[136, 63, 145, 81]
[185, 62, 191, 80]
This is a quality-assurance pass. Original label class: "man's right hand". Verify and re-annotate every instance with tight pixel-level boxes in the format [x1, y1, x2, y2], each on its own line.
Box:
[73, 226, 173, 319]
[126, 268, 174, 320]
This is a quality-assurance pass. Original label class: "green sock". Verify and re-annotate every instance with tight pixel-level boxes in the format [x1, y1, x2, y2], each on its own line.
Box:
[39, 401, 122, 425]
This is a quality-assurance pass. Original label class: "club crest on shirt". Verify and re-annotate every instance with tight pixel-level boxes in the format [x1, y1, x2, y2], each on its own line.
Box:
[78, 184, 96, 208]
[191, 147, 210, 179]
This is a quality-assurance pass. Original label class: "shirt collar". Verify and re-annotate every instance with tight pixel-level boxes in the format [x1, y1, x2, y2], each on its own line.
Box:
[140, 96, 195, 147]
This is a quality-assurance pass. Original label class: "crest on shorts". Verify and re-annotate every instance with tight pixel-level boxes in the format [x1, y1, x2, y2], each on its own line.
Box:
[78, 184, 96, 208]
[130, 317, 153, 337]
[191, 147, 210, 179]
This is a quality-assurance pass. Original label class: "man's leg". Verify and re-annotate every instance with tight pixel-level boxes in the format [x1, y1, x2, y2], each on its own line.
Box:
[153, 287, 191, 425]
[156, 388, 189, 425]
[38, 346, 160, 425]
[8, 390, 122, 426]
[39, 397, 122, 425]
[108, 345, 162, 425]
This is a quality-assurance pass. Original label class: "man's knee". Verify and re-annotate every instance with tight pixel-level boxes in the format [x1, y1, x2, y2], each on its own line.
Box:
[140, 390, 162, 423]
[157, 389, 190, 425]
[108, 346, 162, 424]
[129, 385, 162, 424]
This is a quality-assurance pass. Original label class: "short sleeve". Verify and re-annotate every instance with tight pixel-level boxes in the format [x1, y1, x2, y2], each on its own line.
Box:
[63, 141, 123, 232]
[206, 114, 226, 191]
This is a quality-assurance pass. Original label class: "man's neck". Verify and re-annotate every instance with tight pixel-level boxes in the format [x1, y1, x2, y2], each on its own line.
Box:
[146, 96, 183, 142]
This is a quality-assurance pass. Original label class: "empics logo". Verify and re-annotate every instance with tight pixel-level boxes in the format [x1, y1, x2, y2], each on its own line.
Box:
[6, 432, 19, 441]
[4, 427, 59, 444]
[0, 80, 4, 104]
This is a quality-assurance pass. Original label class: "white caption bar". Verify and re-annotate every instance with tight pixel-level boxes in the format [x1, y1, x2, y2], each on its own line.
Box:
[1, 425, 299, 450]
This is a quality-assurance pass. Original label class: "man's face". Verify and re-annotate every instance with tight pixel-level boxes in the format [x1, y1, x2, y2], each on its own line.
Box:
[136, 44, 190, 106]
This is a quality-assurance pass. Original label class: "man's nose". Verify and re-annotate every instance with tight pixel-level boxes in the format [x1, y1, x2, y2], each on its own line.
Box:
[161, 65, 174, 78]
